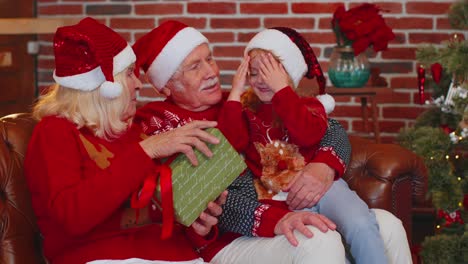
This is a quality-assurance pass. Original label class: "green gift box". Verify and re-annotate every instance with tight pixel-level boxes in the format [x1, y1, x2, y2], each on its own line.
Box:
[155, 128, 247, 227]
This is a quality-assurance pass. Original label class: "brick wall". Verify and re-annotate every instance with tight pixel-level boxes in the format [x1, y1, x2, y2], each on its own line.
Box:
[36, 0, 465, 142]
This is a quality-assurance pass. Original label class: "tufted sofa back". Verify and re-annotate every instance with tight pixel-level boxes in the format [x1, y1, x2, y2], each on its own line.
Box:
[0, 113, 46, 263]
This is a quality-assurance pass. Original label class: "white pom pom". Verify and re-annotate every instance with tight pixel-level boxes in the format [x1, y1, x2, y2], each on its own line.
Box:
[100, 81, 123, 99]
[316, 93, 335, 114]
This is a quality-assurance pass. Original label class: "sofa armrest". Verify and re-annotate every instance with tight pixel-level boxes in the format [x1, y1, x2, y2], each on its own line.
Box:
[0, 113, 46, 264]
[343, 136, 429, 244]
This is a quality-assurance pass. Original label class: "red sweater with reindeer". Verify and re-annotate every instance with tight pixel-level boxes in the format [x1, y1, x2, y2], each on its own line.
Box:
[24, 116, 216, 264]
[133, 89, 347, 261]
[218, 86, 330, 178]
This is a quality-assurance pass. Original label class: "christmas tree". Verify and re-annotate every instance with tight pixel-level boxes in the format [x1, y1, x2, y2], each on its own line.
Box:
[396, 1, 468, 263]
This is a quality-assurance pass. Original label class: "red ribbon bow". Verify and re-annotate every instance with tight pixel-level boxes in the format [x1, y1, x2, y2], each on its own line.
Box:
[131, 158, 176, 240]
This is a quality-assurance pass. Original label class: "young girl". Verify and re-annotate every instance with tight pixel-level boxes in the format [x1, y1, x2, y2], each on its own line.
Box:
[218, 27, 389, 264]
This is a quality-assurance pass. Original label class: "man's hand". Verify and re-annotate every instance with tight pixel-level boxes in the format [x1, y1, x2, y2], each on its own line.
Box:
[284, 162, 335, 210]
[228, 55, 250, 102]
[274, 211, 336, 247]
[191, 190, 228, 236]
[139, 120, 219, 165]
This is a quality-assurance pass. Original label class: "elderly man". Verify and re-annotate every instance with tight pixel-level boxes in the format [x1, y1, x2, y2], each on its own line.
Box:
[132, 20, 412, 264]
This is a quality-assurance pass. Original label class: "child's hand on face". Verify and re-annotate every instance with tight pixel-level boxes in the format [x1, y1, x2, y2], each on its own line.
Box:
[228, 55, 250, 102]
[259, 53, 290, 93]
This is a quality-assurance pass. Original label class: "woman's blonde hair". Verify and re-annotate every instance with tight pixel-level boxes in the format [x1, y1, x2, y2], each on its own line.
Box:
[33, 71, 131, 141]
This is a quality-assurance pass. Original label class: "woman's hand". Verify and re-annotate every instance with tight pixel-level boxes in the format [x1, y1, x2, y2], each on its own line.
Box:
[284, 162, 335, 210]
[191, 190, 228, 236]
[259, 52, 290, 93]
[274, 211, 336, 247]
[139, 120, 219, 165]
[228, 56, 250, 102]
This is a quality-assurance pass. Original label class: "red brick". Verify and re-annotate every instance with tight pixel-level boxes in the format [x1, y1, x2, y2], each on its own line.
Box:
[213, 46, 244, 58]
[409, 33, 451, 44]
[240, 3, 287, 14]
[377, 90, 411, 104]
[38, 71, 54, 83]
[238, 32, 258, 43]
[393, 33, 407, 44]
[38, 0, 58, 3]
[386, 17, 433, 30]
[201, 32, 235, 43]
[382, 106, 427, 119]
[220, 73, 234, 86]
[38, 58, 54, 69]
[264, 18, 315, 29]
[318, 60, 329, 73]
[159, 17, 207, 29]
[390, 77, 418, 89]
[310, 46, 322, 58]
[406, 2, 451, 15]
[134, 32, 147, 42]
[216, 59, 241, 72]
[115, 31, 132, 42]
[330, 105, 365, 118]
[372, 62, 413, 74]
[38, 34, 54, 42]
[351, 119, 379, 134]
[187, 2, 236, 14]
[381, 47, 416, 60]
[436, 18, 452, 30]
[39, 45, 54, 56]
[135, 3, 183, 15]
[211, 18, 260, 29]
[318, 17, 333, 30]
[63, 0, 104, 1]
[302, 32, 336, 44]
[86, 4, 131, 15]
[291, 3, 343, 14]
[110, 18, 155, 30]
[39, 5, 83, 15]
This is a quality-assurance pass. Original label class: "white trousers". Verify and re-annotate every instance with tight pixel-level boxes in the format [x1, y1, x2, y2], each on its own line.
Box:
[88, 258, 206, 264]
[88, 209, 412, 264]
[211, 209, 412, 264]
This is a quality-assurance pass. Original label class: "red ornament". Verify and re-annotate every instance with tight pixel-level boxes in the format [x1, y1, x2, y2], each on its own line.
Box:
[431, 63, 443, 84]
[437, 209, 464, 227]
[417, 65, 425, 105]
[440, 124, 454, 134]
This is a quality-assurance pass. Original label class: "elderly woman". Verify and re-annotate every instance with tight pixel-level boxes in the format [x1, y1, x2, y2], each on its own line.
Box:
[24, 17, 225, 264]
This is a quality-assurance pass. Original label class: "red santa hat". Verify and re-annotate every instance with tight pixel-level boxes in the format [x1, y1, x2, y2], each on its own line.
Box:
[245, 27, 335, 114]
[52, 17, 136, 98]
[133, 20, 208, 91]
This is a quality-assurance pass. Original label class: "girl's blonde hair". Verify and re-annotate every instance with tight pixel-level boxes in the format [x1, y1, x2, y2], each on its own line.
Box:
[32, 71, 131, 141]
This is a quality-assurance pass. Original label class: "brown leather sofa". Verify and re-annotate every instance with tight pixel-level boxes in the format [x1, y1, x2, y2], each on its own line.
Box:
[0, 113, 428, 263]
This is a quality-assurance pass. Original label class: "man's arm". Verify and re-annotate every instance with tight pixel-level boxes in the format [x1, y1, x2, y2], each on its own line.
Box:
[285, 118, 351, 210]
[218, 170, 290, 237]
